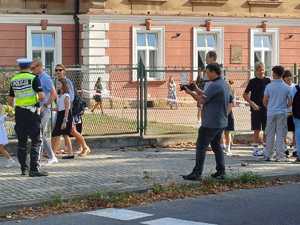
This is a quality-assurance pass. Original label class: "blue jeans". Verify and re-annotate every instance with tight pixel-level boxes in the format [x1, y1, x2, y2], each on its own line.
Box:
[193, 126, 225, 175]
[293, 118, 300, 158]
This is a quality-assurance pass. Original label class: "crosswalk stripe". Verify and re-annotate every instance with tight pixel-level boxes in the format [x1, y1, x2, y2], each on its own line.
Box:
[85, 208, 153, 221]
[141, 217, 218, 225]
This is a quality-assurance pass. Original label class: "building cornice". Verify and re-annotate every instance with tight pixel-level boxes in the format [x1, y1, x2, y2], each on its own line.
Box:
[0, 14, 74, 24]
[79, 14, 300, 27]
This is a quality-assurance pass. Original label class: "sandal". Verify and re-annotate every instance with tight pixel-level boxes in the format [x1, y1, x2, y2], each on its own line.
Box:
[79, 146, 91, 157]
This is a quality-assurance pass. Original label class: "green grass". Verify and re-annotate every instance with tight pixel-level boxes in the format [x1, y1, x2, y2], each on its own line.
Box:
[82, 113, 196, 136]
[6, 113, 197, 138]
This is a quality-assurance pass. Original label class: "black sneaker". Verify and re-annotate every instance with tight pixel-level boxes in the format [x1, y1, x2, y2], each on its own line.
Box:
[285, 150, 290, 157]
[62, 155, 75, 160]
[211, 171, 226, 180]
[29, 170, 49, 177]
[182, 172, 202, 181]
[21, 169, 28, 176]
[292, 151, 298, 158]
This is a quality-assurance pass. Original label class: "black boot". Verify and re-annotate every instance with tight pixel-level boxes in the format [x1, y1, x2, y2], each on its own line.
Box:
[182, 172, 202, 181]
[211, 171, 226, 180]
[29, 170, 48, 177]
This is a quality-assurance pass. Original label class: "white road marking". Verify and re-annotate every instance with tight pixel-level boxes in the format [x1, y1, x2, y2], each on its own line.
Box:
[141, 217, 218, 225]
[85, 208, 153, 221]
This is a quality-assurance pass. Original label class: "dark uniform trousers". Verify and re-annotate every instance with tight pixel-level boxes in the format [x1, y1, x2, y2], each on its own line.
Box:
[15, 107, 42, 172]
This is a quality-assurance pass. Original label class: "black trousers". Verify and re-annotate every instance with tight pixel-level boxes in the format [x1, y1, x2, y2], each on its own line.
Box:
[15, 107, 42, 172]
[193, 126, 225, 175]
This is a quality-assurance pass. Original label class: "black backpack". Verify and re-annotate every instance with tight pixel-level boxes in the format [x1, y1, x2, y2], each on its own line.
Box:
[72, 95, 86, 116]
[292, 85, 300, 119]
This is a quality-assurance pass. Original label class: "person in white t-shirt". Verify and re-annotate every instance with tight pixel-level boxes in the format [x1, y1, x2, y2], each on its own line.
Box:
[283, 70, 296, 157]
[51, 78, 74, 159]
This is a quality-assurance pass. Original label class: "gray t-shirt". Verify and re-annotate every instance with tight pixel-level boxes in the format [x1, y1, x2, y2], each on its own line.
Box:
[201, 77, 230, 128]
[264, 79, 290, 116]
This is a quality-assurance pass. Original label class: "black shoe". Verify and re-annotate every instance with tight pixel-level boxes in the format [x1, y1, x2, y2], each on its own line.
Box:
[182, 172, 202, 181]
[292, 151, 298, 158]
[211, 171, 226, 180]
[285, 150, 290, 157]
[21, 169, 28, 176]
[62, 155, 75, 160]
[29, 170, 49, 177]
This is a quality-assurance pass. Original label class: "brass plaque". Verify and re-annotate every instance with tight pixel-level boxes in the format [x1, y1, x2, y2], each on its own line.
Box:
[230, 45, 243, 64]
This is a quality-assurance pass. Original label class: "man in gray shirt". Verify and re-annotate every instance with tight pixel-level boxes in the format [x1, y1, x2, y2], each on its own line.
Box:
[183, 64, 230, 181]
[263, 66, 291, 161]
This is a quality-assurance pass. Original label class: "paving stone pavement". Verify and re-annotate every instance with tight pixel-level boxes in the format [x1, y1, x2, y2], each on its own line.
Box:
[0, 146, 300, 210]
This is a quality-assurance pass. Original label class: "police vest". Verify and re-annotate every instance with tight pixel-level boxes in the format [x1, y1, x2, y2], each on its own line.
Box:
[10, 72, 38, 107]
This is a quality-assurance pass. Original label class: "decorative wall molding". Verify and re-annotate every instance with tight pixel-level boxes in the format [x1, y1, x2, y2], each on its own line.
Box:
[247, 0, 283, 7]
[0, 14, 74, 24]
[190, 0, 228, 5]
[129, 0, 167, 3]
[78, 14, 300, 27]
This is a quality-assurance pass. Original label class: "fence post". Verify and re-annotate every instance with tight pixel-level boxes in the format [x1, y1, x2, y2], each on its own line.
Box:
[138, 59, 145, 138]
[143, 67, 148, 135]
[293, 63, 298, 84]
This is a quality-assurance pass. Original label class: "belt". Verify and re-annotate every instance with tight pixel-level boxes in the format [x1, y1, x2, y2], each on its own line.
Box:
[18, 106, 39, 113]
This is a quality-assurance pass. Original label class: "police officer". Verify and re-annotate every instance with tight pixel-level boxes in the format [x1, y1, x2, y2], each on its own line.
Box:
[8, 58, 48, 177]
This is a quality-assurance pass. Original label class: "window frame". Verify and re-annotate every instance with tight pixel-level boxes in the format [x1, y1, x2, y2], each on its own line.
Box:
[27, 26, 62, 72]
[250, 28, 279, 77]
[193, 27, 224, 80]
[132, 26, 165, 81]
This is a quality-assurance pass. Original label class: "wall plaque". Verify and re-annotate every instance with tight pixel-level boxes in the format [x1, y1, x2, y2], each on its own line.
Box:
[230, 45, 243, 64]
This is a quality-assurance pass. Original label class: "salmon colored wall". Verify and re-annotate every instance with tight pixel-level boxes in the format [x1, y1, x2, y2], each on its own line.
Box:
[0, 24, 76, 67]
[107, 23, 300, 99]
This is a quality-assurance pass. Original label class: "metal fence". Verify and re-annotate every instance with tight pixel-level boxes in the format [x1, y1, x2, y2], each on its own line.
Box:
[1, 63, 300, 138]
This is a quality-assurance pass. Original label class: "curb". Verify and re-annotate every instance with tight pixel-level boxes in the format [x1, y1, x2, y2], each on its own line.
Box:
[1, 173, 300, 215]
[6, 133, 251, 155]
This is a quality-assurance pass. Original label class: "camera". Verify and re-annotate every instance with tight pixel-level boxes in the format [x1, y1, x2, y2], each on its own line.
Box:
[180, 83, 196, 91]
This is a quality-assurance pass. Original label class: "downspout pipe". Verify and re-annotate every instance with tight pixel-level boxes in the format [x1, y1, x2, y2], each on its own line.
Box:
[74, 0, 80, 65]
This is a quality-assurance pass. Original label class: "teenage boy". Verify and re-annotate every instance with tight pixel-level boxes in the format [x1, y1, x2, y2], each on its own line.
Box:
[282, 70, 296, 157]
[263, 66, 291, 161]
[243, 63, 271, 154]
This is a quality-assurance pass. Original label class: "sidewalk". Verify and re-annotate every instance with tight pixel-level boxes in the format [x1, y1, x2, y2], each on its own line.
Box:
[0, 146, 299, 211]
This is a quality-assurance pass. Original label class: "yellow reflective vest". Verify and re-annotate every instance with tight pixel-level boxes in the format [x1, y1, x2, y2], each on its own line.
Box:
[10, 72, 38, 107]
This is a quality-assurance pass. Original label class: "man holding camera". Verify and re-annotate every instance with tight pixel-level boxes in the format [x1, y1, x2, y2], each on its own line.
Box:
[182, 64, 230, 181]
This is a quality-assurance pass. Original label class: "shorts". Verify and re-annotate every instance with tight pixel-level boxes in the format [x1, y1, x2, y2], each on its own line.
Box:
[225, 112, 235, 131]
[251, 110, 267, 131]
[287, 114, 295, 132]
[93, 93, 102, 103]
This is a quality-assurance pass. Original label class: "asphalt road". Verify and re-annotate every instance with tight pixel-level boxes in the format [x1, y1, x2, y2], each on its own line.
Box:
[2, 183, 300, 225]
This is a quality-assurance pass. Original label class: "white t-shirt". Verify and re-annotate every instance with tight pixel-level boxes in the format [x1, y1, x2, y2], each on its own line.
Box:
[288, 83, 295, 113]
[57, 93, 70, 111]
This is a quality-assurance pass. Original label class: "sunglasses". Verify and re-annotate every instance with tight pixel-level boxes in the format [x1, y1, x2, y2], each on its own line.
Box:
[55, 69, 63, 72]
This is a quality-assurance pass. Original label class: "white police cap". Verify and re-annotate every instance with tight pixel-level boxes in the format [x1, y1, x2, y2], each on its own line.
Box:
[16, 58, 32, 67]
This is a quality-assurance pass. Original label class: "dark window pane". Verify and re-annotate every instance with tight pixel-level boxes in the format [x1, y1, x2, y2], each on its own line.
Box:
[32, 50, 41, 60]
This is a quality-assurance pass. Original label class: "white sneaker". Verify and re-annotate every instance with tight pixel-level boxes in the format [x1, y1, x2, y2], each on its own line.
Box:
[253, 147, 264, 157]
[5, 159, 18, 168]
[224, 145, 233, 156]
[47, 157, 58, 165]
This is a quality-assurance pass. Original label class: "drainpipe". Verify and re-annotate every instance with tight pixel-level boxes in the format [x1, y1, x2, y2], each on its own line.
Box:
[74, 0, 80, 65]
